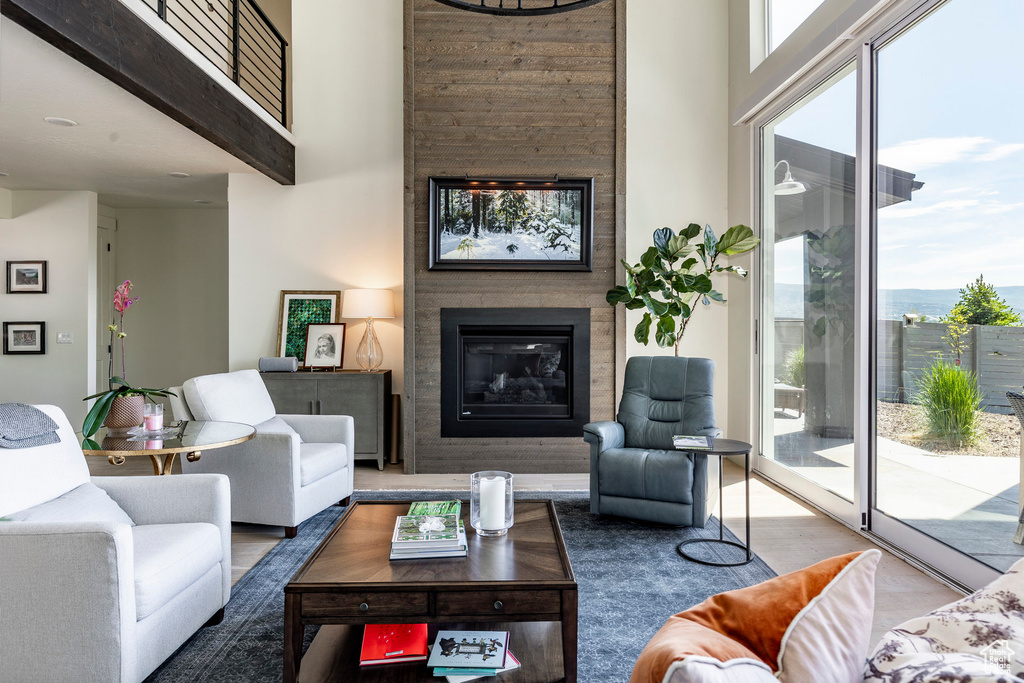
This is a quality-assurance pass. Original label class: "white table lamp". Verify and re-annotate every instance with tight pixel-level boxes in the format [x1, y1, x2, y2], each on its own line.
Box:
[342, 289, 395, 371]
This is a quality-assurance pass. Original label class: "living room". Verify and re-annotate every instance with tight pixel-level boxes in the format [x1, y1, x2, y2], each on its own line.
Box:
[2, 0, 1023, 681]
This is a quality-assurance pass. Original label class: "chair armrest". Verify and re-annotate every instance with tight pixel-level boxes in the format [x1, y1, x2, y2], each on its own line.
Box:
[93, 473, 230, 528]
[94, 474, 232, 607]
[280, 414, 355, 450]
[0, 522, 136, 682]
[583, 421, 625, 452]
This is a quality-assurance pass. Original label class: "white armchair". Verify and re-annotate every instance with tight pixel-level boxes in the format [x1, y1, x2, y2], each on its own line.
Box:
[0, 405, 231, 683]
[168, 369, 354, 538]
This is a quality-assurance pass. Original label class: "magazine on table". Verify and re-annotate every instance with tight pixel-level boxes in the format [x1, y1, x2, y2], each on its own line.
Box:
[407, 500, 462, 517]
[391, 513, 462, 548]
[426, 630, 509, 670]
[358, 623, 428, 666]
[444, 652, 521, 682]
[390, 520, 467, 560]
[672, 434, 714, 450]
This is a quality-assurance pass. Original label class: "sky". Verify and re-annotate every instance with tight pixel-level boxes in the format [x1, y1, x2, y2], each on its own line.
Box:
[768, 0, 1024, 293]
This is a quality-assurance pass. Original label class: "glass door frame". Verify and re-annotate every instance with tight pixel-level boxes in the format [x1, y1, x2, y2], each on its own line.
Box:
[752, 0, 1005, 590]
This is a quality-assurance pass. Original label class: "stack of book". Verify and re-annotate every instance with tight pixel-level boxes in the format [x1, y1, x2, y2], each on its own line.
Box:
[389, 500, 468, 560]
[426, 630, 520, 680]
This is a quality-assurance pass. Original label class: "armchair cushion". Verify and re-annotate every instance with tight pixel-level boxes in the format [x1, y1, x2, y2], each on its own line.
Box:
[7, 482, 135, 527]
[300, 442, 347, 486]
[618, 357, 717, 450]
[599, 448, 695, 505]
[0, 404, 89, 517]
[132, 522, 222, 620]
[183, 369, 276, 425]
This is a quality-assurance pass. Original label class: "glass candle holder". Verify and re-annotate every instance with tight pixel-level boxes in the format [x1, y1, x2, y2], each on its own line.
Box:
[470, 471, 514, 536]
[143, 403, 164, 432]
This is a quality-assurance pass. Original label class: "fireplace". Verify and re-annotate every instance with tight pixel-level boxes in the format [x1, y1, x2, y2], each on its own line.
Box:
[440, 308, 590, 438]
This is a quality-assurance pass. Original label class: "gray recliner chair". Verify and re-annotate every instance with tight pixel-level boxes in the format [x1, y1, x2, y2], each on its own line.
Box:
[584, 356, 722, 527]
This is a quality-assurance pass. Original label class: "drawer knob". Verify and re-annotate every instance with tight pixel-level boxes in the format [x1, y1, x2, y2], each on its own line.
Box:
[493, 600, 503, 611]
[359, 602, 369, 612]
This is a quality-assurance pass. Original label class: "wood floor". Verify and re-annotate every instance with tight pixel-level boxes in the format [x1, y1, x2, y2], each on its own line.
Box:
[87, 454, 962, 646]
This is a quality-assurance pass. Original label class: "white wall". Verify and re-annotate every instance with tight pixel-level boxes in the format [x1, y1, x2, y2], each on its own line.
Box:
[0, 191, 97, 425]
[625, 0, 735, 427]
[113, 208, 229, 402]
[227, 0, 404, 390]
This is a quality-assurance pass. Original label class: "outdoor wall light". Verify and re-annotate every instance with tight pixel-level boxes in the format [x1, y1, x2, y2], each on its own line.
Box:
[774, 160, 807, 196]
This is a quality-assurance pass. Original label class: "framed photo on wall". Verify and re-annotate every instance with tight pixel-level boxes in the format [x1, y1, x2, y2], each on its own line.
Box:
[303, 323, 346, 369]
[428, 177, 594, 271]
[3, 322, 46, 354]
[6, 261, 48, 293]
[277, 291, 341, 361]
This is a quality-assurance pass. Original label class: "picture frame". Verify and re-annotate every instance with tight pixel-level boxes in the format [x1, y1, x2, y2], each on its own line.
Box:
[3, 321, 46, 355]
[6, 260, 48, 293]
[428, 177, 594, 271]
[277, 291, 341, 360]
[303, 323, 347, 369]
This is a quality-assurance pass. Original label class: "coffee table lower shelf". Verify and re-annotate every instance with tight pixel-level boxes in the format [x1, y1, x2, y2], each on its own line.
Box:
[297, 621, 566, 683]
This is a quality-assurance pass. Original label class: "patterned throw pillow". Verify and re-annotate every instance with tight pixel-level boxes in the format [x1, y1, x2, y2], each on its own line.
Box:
[631, 550, 881, 683]
[864, 557, 1024, 682]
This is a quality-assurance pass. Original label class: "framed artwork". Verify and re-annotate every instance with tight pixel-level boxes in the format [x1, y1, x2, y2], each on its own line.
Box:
[3, 322, 46, 354]
[428, 177, 593, 271]
[277, 291, 341, 360]
[303, 323, 346, 369]
[6, 260, 48, 293]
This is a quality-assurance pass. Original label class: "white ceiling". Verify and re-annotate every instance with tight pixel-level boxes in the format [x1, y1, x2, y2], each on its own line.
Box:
[0, 17, 259, 209]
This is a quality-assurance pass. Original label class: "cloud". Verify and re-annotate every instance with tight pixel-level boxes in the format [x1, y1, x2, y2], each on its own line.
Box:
[880, 198, 980, 219]
[977, 143, 1024, 162]
[878, 137, 991, 171]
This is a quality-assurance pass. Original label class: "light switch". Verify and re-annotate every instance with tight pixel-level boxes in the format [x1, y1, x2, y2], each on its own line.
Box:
[57, 332, 73, 344]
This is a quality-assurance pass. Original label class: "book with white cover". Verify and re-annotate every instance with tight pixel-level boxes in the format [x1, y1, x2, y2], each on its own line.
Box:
[445, 652, 521, 682]
[426, 630, 509, 669]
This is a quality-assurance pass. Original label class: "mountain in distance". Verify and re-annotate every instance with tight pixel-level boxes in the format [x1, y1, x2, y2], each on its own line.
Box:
[773, 283, 1024, 321]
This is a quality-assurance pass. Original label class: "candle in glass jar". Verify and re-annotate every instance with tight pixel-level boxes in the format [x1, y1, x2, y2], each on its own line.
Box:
[143, 404, 163, 431]
[479, 475, 505, 530]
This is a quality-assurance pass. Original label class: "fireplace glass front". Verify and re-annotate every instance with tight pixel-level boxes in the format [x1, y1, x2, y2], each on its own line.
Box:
[461, 335, 570, 419]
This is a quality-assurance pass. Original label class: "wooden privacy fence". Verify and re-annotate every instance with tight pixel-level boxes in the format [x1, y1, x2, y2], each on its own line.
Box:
[877, 320, 1024, 413]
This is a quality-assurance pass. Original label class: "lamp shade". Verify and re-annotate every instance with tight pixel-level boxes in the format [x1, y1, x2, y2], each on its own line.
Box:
[342, 289, 395, 319]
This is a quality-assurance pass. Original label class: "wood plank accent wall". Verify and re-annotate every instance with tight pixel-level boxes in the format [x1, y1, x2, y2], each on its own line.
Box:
[403, 0, 625, 473]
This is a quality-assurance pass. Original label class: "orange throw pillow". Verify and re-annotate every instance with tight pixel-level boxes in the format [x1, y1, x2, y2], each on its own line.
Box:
[631, 550, 881, 683]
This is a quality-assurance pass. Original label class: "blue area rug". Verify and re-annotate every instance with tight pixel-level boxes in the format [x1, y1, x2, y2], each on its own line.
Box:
[146, 490, 775, 682]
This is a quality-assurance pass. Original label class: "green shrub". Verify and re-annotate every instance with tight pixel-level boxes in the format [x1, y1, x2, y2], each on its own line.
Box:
[917, 361, 982, 446]
[784, 345, 805, 387]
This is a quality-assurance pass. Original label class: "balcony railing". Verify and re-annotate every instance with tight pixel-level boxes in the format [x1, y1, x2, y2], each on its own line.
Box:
[144, 0, 287, 126]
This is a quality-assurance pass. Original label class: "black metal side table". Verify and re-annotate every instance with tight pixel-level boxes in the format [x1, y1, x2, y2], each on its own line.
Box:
[676, 438, 753, 567]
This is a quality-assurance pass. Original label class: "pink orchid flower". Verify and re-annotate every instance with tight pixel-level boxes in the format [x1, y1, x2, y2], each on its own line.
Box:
[113, 280, 140, 313]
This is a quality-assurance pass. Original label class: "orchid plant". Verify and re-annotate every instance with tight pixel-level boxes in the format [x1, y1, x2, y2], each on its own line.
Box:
[82, 280, 175, 437]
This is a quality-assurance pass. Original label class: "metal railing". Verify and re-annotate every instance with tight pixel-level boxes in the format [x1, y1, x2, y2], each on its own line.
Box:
[145, 0, 287, 126]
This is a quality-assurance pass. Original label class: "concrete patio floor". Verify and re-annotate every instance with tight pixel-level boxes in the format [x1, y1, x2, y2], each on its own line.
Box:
[771, 410, 1023, 572]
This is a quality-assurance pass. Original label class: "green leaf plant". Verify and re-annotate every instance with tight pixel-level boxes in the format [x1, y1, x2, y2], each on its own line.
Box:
[81, 377, 176, 438]
[606, 223, 760, 355]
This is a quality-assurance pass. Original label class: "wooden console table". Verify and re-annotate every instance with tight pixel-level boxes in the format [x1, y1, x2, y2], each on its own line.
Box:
[261, 370, 392, 470]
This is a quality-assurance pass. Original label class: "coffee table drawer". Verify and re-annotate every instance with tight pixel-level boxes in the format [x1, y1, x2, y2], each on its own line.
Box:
[436, 590, 562, 617]
[302, 591, 429, 617]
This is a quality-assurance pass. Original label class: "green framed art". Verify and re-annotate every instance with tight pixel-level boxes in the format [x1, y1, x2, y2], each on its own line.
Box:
[276, 291, 341, 364]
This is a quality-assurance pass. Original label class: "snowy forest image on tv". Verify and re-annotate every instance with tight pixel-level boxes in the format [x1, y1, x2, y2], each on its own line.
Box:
[435, 182, 587, 265]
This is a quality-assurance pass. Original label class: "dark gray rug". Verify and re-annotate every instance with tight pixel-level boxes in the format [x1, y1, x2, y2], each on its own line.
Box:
[146, 491, 775, 682]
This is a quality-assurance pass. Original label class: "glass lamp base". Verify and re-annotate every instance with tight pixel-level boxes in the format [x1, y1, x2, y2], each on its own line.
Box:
[355, 317, 384, 371]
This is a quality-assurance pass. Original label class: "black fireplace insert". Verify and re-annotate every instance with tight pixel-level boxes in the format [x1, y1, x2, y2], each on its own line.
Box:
[440, 308, 590, 438]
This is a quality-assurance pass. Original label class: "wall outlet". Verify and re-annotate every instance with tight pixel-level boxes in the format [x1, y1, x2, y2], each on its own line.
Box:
[57, 332, 73, 344]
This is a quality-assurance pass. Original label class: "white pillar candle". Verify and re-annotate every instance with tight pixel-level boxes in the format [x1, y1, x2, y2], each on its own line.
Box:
[479, 476, 505, 530]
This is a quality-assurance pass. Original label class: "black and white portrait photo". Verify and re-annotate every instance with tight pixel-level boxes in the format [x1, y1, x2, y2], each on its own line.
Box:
[303, 323, 346, 369]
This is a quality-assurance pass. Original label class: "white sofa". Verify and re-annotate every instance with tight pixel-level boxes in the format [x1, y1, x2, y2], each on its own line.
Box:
[0, 405, 231, 683]
[168, 369, 354, 538]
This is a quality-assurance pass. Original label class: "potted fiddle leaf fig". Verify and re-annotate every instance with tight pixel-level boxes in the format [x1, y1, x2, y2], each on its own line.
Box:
[606, 223, 760, 355]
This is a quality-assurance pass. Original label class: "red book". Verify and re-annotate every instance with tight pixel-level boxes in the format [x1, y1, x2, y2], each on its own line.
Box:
[359, 623, 429, 666]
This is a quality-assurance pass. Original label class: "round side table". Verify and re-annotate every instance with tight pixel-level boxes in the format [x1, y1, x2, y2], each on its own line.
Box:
[676, 438, 753, 567]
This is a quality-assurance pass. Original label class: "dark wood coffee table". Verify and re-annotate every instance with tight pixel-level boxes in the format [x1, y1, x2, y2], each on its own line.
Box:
[285, 500, 577, 683]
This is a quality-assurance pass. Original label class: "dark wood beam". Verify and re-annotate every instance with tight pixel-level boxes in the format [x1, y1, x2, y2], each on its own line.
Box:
[1, 0, 295, 185]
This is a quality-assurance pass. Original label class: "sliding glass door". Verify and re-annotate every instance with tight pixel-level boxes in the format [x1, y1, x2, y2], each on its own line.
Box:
[758, 0, 1023, 587]
[759, 63, 861, 525]
[870, 0, 1023, 587]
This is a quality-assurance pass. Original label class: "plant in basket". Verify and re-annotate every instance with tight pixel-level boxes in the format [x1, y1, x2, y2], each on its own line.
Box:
[82, 280, 176, 437]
